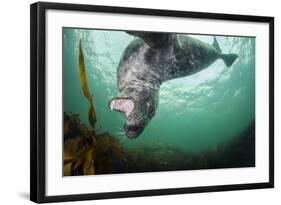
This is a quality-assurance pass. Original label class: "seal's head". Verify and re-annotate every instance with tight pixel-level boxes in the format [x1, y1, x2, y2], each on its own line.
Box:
[109, 85, 158, 138]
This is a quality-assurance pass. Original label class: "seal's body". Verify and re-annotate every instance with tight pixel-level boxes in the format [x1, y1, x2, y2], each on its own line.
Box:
[109, 32, 238, 138]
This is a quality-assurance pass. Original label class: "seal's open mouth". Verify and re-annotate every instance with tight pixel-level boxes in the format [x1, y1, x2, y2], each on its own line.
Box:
[109, 97, 134, 118]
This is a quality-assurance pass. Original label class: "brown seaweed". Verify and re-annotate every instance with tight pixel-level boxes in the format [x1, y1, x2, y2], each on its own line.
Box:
[63, 112, 128, 175]
[78, 40, 96, 129]
[63, 40, 98, 175]
[64, 40, 127, 176]
[63, 112, 255, 176]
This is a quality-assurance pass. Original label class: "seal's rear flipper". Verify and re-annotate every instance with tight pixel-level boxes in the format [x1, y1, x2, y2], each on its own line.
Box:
[212, 37, 222, 53]
[126, 31, 171, 50]
[212, 36, 237, 67]
[221, 53, 238, 67]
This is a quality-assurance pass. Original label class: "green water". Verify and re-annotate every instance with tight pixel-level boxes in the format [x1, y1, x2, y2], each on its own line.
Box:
[63, 28, 255, 153]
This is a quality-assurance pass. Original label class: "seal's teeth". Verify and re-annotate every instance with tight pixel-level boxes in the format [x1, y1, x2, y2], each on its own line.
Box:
[109, 98, 134, 117]
[109, 100, 115, 111]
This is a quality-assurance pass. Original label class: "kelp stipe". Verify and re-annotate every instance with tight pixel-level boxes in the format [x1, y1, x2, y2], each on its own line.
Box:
[78, 39, 96, 129]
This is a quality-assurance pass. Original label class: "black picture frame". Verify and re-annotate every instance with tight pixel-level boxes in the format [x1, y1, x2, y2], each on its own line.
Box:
[30, 1, 274, 203]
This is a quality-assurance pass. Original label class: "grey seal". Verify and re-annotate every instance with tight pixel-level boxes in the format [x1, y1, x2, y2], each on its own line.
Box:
[109, 31, 238, 138]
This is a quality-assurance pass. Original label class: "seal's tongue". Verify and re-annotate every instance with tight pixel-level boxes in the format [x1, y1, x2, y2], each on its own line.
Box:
[109, 98, 134, 117]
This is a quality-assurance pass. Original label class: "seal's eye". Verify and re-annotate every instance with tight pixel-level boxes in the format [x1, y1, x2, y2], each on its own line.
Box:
[109, 97, 134, 117]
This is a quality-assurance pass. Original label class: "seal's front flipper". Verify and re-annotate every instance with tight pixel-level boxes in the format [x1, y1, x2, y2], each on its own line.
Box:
[221, 53, 238, 67]
[126, 31, 171, 50]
